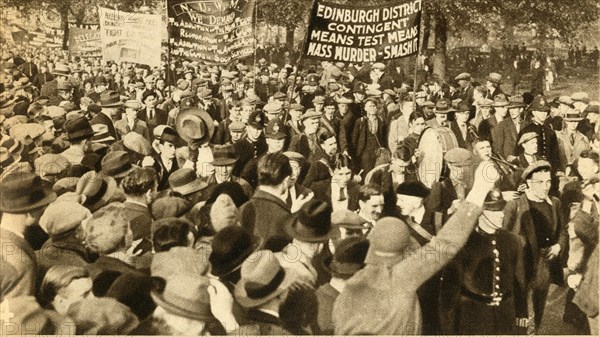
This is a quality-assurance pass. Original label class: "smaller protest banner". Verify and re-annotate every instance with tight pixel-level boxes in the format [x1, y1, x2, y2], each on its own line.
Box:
[69, 27, 102, 58]
[98, 7, 162, 67]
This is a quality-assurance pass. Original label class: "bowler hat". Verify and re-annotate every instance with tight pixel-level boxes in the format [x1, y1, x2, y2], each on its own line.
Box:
[101, 151, 136, 179]
[483, 188, 506, 211]
[0, 172, 57, 213]
[175, 108, 215, 144]
[234, 250, 296, 308]
[151, 276, 215, 321]
[65, 116, 94, 142]
[324, 237, 369, 279]
[168, 168, 207, 196]
[285, 199, 333, 242]
[209, 225, 262, 277]
[211, 144, 238, 166]
[395, 181, 430, 198]
[99, 90, 123, 107]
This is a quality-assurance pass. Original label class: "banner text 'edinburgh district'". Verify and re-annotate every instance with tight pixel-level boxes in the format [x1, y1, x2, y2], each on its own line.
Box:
[304, 0, 422, 63]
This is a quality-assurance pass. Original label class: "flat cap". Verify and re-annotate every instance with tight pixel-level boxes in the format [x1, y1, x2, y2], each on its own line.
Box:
[571, 92, 590, 103]
[372, 62, 385, 70]
[331, 209, 369, 229]
[522, 160, 552, 180]
[283, 151, 305, 162]
[289, 103, 305, 112]
[444, 148, 473, 167]
[518, 132, 537, 145]
[558, 95, 574, 106]
[40, 201, 91, 236]
[229, 120, 245, 132]
[301, 108, 321, 121]
[454, 72, 471, 81]
[312, 96, 325, 104]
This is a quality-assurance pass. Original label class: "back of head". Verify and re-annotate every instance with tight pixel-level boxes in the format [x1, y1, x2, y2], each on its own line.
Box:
[257, 152, 291, 186]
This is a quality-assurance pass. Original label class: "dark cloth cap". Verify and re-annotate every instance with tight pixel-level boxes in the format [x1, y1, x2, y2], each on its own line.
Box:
[530, 95, 551, 112]
[395, 181, 430, 198]
[521, 160, 552, 180]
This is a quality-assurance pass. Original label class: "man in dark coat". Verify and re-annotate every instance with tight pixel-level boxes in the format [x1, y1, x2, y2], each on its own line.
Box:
[233, 110, 267, 176]
[1, 172, 56, 300]
[492, 96, 529, 159]
[503, 161, 568, 334]
[91, 90, 122, 141]
[137, 91, 167, 137]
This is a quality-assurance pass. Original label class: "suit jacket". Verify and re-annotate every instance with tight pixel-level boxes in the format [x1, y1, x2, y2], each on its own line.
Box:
[115, 118, 150, 141]
[36, 236, 93, 278]
[240, 189, 292, 246]
[351, 116, 386, 157]
[450, 120, 478, 150]
[557, 129, 590, 165]
[310, 179, 360, 211]
[478, 115, 500, 142]
[233, 137, 268, 177]
[91, 111, 119, 140]
[302, 159, 332, 188]
[339, 111, 360, 157]
[137, 107, 167, 137]
[492, 118, 528, 159]
[502, 194, 568, 286]
[1, 229, 37, 300]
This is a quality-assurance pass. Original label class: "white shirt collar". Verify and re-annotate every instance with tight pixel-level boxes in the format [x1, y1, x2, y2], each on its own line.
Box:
[329, 277, 346, 293]
[409, 205, 426, 224]
[258, 308, 280, 318]
[525, 190, 553, 205]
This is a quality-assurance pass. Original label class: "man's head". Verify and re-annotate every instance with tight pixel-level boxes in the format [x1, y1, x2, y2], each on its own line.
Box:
[331, 153, 353, 188]
[257, 153, 292, 190]
[474, 139, 492, 160]
[40, 265, 93, 315]
[121, 167, 157, 200]
[143, 92, 157, 108]
[524, 161, 552, 201]
[364, 98, 379, 119]
[577, 150, 599, 181]
[302, 111, 320, 135]
[409, 111, 426, 136]
[156, 127, 178, 160]
[318, 128, 338, 157]
[358, 184, 384, 221]
[479, 189, 506, 231]
[395, 181, 430, 216]
[530, 95, 551, 124]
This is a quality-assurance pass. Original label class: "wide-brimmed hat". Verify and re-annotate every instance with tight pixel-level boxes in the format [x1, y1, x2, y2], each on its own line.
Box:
[168, 168, 207, 196]
[51, 63, 71, 76]
[211, 144, 238, 166]
[101, 151, 136, 179]
[75, 171, 118, 212]
[324, 237, 370, 279]
[234, 250, 296, 308]
[434, 100, 454, 114]
[487, 72, 502, 84]
[209, 225, 262, 277]
[492, 94, 510, 107]
[151, 276, 215, 321]
[285, 199, 333, 242]
[564, 109, 584, 122]
[65, 116, 94, 142]
[507, 95, 526, 108]
[0, 172, 57, 213]
[175, 108, 215, 144]
[530, 95, 551, 112]
[99, 90, 123, 107]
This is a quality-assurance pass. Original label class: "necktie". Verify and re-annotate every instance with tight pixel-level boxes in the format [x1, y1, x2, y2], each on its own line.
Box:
[570, 133, 575, 146]
[339, 187, 347, 201]
[149, 109, 154, 120]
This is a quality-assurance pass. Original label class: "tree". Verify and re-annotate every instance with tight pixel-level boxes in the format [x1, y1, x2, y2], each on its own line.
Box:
[3, 0, 157, 49]
[257, 0, 310, 50]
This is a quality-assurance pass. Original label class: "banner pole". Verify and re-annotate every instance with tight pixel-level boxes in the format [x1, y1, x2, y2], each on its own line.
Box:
[283, 0, 318, 124]
[165, 0, 172, 97]
[412, 8, 424, 110]
[252, 0, 258, 90]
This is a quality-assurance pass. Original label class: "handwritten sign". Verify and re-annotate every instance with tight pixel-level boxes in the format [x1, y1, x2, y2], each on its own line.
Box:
[304, 0, 422, 62]
[98, 7, 162, 67]
[167, 0, 255, 64]
[69, 27, 102, 58]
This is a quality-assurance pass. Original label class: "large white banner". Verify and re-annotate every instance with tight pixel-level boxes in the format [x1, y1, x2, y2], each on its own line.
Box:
[98, 7, 162, 67]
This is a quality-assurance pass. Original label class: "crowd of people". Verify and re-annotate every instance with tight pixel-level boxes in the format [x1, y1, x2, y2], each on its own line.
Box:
[1, 43, 599, 335]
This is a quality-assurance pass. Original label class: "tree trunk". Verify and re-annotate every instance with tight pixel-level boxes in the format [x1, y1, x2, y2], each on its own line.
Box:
[420, 9, 430, 52]
[61, 6, 69, 50]
[285, 26, 295, 51]
[432, 12, 447, 80]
